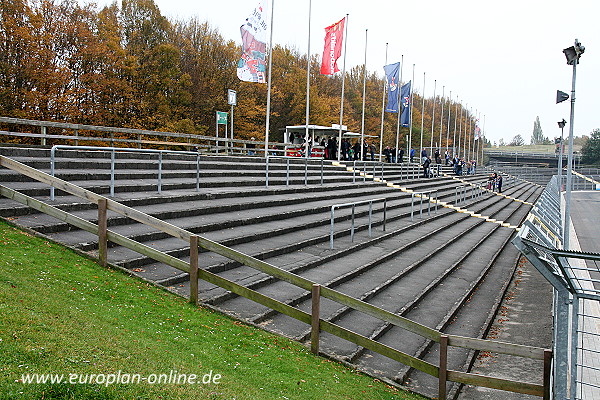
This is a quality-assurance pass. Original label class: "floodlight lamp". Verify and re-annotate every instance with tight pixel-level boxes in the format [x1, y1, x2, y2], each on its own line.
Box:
[557, 119, 566, 129]
[563, 39, 585, 65]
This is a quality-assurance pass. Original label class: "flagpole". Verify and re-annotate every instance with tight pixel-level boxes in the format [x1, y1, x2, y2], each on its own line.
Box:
[395, 55, 403, 163]
[445, 91, 451, 155]
[481, 114, 486, 166]
[429, 79, 436, 155]
[458, 102, 463, 158]
[465, 107, 473, 160]
[408, 64, 415, 161]
[462, 103, 468, 159]
[438, 86, 444, 155]
[337, 14, 349, 161]
[472, 109, 478, 163]
[468, 107, 473, 160]
[475, 111, 481, 166]
[379, 43, 388, 162]
[304, 0, 312, 158]
[264, 0, 275, 158]
[452, 97, 458, 157]
[419, 71, 425, 159]
[360, 29, 368, 160]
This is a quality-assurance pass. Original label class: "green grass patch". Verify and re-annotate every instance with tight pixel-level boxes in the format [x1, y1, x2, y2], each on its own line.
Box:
[0, 220, 426, 400]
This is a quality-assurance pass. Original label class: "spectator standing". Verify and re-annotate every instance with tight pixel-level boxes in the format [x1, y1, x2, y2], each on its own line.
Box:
[422, 157, 431, 178]
[398, 148, 404, 163]
[409, 148, 415, 163]
[497, 174, 503, 193]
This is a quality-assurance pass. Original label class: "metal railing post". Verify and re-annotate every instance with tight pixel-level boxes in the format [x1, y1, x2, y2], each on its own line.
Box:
[196, 154, 200, 192]
[350, 204, 356, 242]
[41, 125, 47, 146]
[265, 156, 269, 188]
[330, 206, 335, 249]
[50, 146, 56, 200]
[304, 157, 308, 186]
[368, 201, 372, 237]
[110, 149, 115, 197]
[158, 151, 162, 194]
[411, 193, 415, 221]
[363, 161, 366, 182]
[353, 160, 356, 183]
[321, 158, 324, 186]
[372, 162, 375, 182]
[286, 158, 290, 186]
[383, 199, 387, 231]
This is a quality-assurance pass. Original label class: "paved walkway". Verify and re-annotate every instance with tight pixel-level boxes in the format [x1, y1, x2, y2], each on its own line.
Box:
[569, 191, 600, 400]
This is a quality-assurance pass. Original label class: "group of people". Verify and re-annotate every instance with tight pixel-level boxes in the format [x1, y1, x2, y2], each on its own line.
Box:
[448, 156, 477, 176]
[382, 146, 405, 163]
[486, 173, 503, 193]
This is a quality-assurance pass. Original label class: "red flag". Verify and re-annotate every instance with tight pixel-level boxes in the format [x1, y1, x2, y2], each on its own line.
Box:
[320, 17, 345, 75]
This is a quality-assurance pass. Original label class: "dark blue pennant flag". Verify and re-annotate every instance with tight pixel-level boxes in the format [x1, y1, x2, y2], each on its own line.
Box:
[400, 81, 411, 127]
[383, 62, 400, 113]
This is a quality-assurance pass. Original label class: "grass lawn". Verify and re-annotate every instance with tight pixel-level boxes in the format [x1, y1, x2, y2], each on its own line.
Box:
[0, 220, 426, 400]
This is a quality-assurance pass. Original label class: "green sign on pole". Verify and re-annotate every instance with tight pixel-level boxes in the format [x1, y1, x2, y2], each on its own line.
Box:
[217, 111, 228, 125]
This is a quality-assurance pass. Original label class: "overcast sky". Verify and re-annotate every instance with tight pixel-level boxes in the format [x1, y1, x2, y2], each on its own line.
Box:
[87, 0, 599, 145]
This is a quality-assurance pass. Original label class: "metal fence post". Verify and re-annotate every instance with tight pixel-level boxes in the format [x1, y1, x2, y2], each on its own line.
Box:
[50, 146, 56, 200]
[311, 284, 321, 355]
[304, 157, 308, 186]
[351, 204, 356, 242]
[363, 161, 366, 182]
[372, 162, 375, 182]
[189, 235, 199, 305]
[110, 149, 115, 197]
[411, 193, 415, 221]
[353, 160, 356, 183]
[383, 199, 387, 231]
[286, 158, 290, 186]
[41, 126, 47, 146]
[97, 198, 108, 268]
[196, 154, 200, 192]
[265, 156, 269, 188]
[330, 207, 335, 249]
[368, 201, 372, 237]
[321, 158, 324, 186]
[158, 151, 162, 194]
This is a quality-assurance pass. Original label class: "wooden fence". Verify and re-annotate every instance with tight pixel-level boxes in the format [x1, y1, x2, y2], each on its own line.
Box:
[0, 154, 551, 399]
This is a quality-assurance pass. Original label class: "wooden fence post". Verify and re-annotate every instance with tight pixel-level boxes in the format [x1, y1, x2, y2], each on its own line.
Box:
[189, 235, 199, 305]
[543, 349, 552, 400]
[97, 199, 107, 268]
[439, 334, 448, 400]
[311, 284, 321, 355]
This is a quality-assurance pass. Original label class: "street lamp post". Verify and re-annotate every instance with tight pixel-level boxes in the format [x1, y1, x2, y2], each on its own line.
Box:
[562, 39, 584, 251]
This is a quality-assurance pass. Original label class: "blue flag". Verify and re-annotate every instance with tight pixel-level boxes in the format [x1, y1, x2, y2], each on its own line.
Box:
[400, 81, 411, 127]
[383, 62, 400, 113]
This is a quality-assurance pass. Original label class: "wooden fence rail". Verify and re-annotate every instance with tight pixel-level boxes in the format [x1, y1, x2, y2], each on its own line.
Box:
[0, 154, 551, 399]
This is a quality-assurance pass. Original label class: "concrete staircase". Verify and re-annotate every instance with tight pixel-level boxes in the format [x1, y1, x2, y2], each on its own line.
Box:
[0, 146, 542, 398]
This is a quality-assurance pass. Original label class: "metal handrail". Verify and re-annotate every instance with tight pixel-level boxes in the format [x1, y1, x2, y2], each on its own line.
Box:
[50, 145, 201, 200]
[411, 190, 438, 221]
[264, 155, 325, 188]
[330, 198, 387, 249]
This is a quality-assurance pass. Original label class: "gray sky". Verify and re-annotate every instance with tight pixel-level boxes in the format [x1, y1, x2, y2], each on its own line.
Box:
[88, 0, 599, 145]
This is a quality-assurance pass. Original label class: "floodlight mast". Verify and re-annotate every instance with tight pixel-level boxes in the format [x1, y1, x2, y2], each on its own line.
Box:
[562, 39, 584, 251]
